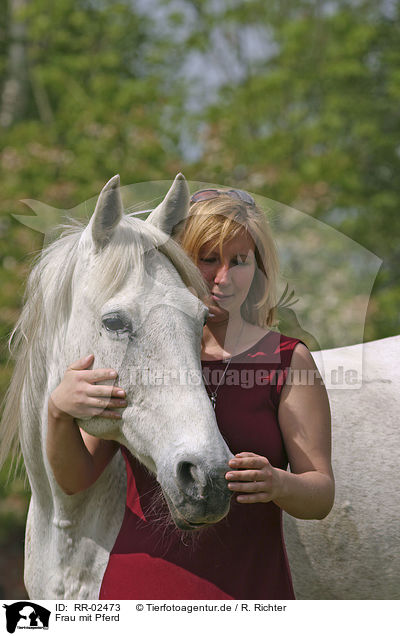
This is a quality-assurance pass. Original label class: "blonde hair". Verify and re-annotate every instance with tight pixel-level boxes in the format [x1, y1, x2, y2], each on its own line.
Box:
[175, 194, 279, 327]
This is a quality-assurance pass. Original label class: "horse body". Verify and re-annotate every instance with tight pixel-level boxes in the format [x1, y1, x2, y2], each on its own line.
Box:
[285, 334, 400, 599]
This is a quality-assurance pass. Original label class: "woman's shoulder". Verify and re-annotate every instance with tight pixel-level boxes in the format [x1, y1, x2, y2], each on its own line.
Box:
[267, 332, 316, 373]
[242, 326, 311, 366]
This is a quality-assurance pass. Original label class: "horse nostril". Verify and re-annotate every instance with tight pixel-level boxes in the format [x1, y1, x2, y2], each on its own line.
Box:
[176, 461, 198, 489]
[176, 460, 209, 497]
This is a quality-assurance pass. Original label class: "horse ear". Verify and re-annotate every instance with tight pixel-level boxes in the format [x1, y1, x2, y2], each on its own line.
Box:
[90, 175, 123, 249]
[146, 173, 189, 235]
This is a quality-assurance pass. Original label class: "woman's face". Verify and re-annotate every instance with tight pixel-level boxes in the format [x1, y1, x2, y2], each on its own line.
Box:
[197, 230, 256, 321]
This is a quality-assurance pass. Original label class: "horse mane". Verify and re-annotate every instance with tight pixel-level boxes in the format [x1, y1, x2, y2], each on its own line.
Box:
[0, 215, 208, 473]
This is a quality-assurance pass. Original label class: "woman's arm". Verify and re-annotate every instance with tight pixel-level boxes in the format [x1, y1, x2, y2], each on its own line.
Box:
[46, 355, 126, 495]
[225, 344, 334, 519]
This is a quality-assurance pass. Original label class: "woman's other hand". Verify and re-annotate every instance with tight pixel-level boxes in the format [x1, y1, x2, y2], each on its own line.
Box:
[49, 354, 127, 420]
[225, 452, 282, 504]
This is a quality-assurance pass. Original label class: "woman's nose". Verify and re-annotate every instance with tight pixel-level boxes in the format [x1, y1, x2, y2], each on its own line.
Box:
[214, 263, 230, 285]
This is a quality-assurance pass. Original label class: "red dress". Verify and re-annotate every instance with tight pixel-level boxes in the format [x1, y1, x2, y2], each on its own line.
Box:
[100, 331, 303, 600]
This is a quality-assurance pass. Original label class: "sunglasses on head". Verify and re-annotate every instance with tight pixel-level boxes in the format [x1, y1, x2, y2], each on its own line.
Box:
[190, 188, 256, 207]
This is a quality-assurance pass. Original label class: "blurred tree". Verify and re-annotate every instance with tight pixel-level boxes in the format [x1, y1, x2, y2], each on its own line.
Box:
[0, 0, 29, 127]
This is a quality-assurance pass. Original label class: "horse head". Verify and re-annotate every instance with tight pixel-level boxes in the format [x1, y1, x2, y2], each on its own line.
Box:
[58, 173, 233, 530]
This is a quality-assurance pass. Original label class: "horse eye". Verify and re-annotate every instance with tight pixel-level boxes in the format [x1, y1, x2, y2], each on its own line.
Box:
[102, 313, 132, 333]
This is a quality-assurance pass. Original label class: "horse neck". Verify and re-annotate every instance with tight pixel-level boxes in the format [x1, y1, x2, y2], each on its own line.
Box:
[19, 340, 64, 498]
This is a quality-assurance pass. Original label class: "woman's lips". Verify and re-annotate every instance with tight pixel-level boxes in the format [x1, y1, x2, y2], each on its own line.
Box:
[211, 293, 233, 302]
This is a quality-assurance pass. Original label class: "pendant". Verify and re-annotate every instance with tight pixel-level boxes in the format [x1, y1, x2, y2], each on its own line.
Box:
[210, 394, 217, 409]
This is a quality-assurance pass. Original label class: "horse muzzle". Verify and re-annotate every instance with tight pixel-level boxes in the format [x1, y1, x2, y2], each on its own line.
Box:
[159, 458, 232, 530]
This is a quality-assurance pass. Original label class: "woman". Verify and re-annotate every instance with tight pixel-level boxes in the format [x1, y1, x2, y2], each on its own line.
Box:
[48, 188, 334, 599]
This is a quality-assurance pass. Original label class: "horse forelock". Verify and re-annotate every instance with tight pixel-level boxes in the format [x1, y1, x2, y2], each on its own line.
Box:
[81, 217, 208, 312]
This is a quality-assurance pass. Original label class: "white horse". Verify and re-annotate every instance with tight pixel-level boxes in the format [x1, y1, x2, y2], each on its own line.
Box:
[0, 173, 232, 599]
[285, 334, 400, 599]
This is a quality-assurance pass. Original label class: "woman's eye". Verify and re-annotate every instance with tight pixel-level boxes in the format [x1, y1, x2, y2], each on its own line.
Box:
[233, 254, 252, 266]
[200, 257, 216, 264]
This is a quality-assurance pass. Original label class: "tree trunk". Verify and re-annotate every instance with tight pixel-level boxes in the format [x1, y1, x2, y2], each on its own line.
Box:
[0, 0, 28, 128]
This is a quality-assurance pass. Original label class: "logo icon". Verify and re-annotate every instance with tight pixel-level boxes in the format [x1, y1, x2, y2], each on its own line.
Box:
[2, 602, 50, 633]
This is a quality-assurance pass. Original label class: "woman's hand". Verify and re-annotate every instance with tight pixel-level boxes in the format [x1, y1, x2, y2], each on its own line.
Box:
[225, 344, 334, 518]
[49, 354, 127, 420]
[47, 354, 124, 494]
[225, 452, 282, 504]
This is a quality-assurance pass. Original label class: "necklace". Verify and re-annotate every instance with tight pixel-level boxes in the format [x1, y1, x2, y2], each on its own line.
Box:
[203, 320, 245, 410]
